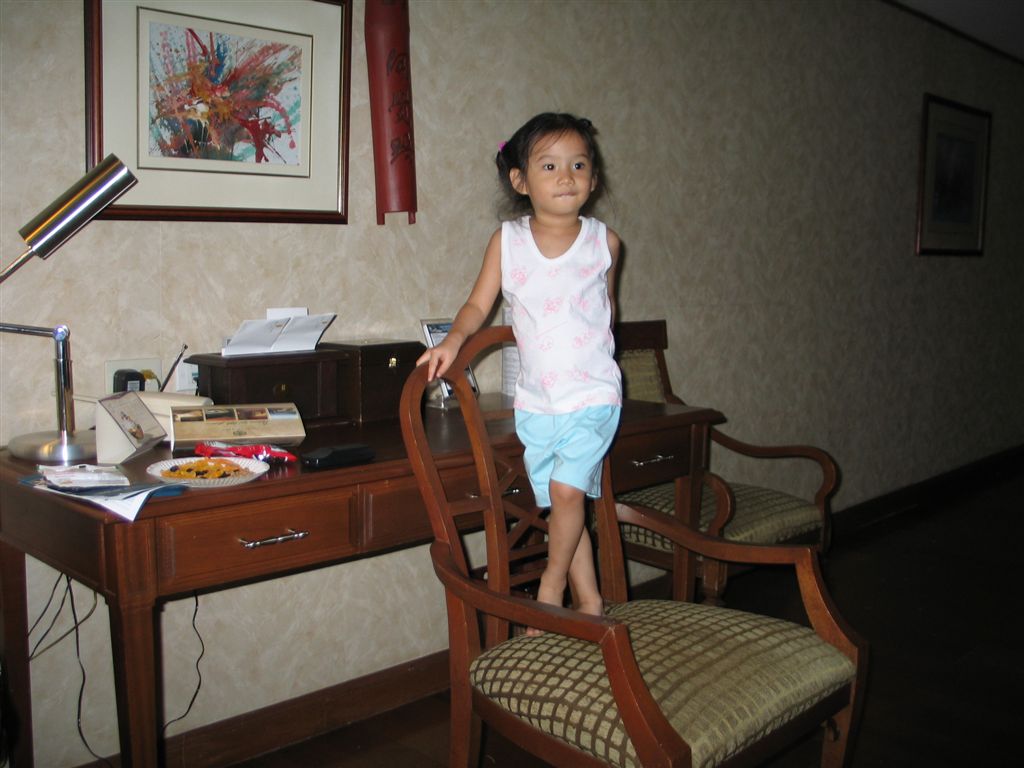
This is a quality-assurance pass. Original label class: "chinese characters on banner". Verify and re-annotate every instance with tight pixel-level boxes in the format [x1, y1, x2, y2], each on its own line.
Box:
[366, 0, 417, 224]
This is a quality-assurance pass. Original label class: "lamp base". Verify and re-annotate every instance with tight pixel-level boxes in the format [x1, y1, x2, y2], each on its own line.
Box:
[8, 430, 97, 464]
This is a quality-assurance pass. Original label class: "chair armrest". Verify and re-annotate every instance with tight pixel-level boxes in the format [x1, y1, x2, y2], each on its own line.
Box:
[616, 500, 811, 567]
[701, 472, 735, 537]
[613, 495, 864, 658]
[710, 428, 840, 509]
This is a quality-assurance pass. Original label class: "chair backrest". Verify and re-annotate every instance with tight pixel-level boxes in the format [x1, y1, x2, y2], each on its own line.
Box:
[614, 320, 684, 405]
[400, 325, 610, 646]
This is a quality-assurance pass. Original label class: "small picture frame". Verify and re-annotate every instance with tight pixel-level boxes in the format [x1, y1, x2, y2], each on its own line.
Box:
[420, 319, 479, 399]
[916, 93, 991, 256]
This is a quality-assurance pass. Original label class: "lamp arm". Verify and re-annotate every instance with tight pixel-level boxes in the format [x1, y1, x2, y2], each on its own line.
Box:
[0, 322, 77, 436]
[0, 247, 36, 285]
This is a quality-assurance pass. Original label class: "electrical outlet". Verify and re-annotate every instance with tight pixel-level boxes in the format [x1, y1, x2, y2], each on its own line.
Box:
[175, 362, 200, 393]
[105, 357, 163, 393]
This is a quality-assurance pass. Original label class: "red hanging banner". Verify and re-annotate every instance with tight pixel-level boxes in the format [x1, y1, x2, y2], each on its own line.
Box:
[365, 0, 417, 224]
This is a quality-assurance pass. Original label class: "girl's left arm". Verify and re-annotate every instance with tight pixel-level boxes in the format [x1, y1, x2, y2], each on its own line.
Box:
[606, 227, 622, 325]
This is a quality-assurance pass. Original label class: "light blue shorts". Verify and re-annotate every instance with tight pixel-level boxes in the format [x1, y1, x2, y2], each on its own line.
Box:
[515, 405, 621, 508]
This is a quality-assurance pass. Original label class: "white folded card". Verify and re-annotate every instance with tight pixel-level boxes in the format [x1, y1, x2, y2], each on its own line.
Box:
[222, 312, 336, 356]
[96, 391, 166, 465]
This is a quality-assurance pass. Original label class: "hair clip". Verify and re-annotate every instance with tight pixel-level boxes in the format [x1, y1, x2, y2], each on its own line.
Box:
[498, 141, 507, 152]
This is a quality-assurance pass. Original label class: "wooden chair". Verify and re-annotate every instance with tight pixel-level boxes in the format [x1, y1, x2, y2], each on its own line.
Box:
[400, 325, 865, 768]
[614, 320, 839, 603]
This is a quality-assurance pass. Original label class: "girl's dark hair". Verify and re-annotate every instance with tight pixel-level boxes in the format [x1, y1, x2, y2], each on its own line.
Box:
[495, 112, 604, 218]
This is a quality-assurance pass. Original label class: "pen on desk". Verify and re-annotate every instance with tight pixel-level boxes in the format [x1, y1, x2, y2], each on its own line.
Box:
[161, 343, 188, 392]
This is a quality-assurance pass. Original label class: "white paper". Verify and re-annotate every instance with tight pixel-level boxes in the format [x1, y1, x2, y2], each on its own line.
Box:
[266, 307, 308, 320]
[24, 476, 184, 521]
[222, 312, 336, 356]
[37, 464, 130, 488]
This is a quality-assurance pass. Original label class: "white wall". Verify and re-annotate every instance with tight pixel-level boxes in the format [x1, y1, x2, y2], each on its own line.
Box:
[2, 1, 1022, 764]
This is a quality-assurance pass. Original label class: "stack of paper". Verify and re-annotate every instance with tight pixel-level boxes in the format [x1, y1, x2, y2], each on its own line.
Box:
[26, 465, 185, 521]
[222, 312, 336, 356]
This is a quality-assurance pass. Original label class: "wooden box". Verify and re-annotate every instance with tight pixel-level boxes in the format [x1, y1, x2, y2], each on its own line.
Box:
[332, 339, 425, 422]
[185, 339, 424, 426]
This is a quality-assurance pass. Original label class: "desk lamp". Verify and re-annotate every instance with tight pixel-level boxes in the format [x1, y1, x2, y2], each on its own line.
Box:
[1, 154, 137, 463]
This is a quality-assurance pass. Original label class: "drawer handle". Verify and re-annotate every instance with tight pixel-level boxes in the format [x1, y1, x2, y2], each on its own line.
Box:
[630, 453, 675, 468]
[239, 528, 310, 549]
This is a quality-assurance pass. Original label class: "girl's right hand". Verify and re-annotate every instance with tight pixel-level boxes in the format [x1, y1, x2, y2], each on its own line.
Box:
[416, 339, 460, 382]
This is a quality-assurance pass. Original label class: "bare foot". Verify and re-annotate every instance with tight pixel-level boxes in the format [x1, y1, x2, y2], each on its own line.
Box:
[575, 597, 604, 618]
[525, 573, 568, 636]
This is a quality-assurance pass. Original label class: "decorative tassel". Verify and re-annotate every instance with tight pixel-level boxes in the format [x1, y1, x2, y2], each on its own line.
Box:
[365, 0, 417, 224]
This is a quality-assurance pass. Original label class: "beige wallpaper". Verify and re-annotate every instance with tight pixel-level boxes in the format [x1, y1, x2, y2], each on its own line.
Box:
[2, 0, 1022, 764]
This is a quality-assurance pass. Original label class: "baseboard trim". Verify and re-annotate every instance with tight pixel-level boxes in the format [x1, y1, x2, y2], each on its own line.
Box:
[79, 650, 450, 768]
[832, 443, 1023, 538]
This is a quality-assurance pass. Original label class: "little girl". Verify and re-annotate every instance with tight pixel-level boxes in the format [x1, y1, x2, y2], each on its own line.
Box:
[418, 112, 622, 621]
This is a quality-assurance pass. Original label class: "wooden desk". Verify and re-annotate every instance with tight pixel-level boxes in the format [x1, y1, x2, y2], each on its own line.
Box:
[0, 400, 723, 767]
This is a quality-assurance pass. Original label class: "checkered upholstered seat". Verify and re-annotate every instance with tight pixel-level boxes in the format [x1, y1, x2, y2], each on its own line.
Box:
[617, 481, 822, 549]
[472, 600, 855, 768]
[400, 325, 864, 768]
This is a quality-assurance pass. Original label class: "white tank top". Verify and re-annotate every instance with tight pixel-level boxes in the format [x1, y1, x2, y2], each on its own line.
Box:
[501, 216, 622, 414]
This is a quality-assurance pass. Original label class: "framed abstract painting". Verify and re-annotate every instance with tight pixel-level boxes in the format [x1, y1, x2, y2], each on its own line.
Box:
[915, 93, 991, 256]
[85, 0, 351, 223]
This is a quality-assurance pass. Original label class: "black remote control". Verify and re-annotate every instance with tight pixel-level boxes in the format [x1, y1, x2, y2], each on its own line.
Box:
[301, 444, 375, 469]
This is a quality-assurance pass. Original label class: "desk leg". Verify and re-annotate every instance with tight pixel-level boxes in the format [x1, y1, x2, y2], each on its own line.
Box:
[108, 603, 160, 768]
[105, 522, 161, 768]
[1, 542, 33, 767]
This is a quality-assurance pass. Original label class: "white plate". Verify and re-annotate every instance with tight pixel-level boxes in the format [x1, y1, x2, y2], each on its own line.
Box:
[146, 457, 270, 488]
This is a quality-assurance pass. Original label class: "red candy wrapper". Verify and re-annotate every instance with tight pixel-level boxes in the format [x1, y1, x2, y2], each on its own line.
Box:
[195, 442, 297, 464]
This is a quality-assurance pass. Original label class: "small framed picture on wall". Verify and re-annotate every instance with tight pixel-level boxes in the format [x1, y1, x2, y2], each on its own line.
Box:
[916, 93, 991, 256]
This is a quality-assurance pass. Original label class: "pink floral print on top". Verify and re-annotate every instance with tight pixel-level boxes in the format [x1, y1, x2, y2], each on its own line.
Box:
[499, 216, 622, 414]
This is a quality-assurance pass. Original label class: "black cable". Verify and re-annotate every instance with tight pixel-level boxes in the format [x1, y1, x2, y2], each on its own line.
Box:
[67, 576, 114, 768]
[163, 592, 205, 733]
[26, 570, 63, 636]
[23, 576, 204, 759]
[27, 571, 68, 660]
[29, 587, 97, 661]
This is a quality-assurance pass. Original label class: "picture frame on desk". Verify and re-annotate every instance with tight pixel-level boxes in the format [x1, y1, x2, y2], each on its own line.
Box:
[85, 0, 352, 223]
[420, 319, 479, 400]
[915, 93, 991, 256]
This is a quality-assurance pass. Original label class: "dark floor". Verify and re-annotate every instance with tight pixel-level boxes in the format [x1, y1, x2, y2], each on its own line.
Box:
[233, 470, 1023, 767]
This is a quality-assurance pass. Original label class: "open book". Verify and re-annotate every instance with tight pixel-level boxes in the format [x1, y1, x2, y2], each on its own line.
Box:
[222, 313, 336, 356]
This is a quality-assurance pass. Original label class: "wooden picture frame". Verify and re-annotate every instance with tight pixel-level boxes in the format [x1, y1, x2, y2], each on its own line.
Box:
[85, 0, 351, 223]
[916, 93, 991, 255]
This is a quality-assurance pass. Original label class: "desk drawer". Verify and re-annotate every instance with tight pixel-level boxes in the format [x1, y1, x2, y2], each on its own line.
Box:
[157, 489, 356, 592]
[610, 428, 692, 493]
[361, 466, 533, 550]
[361, 471, 482, 550]
[361, 476, 432, 550]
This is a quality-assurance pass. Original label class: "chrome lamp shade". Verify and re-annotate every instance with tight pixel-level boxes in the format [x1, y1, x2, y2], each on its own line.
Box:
[1, 154, 137, 463]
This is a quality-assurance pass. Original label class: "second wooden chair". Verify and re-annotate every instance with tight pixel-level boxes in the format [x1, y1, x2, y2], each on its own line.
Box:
[614, 320, 839, 603]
